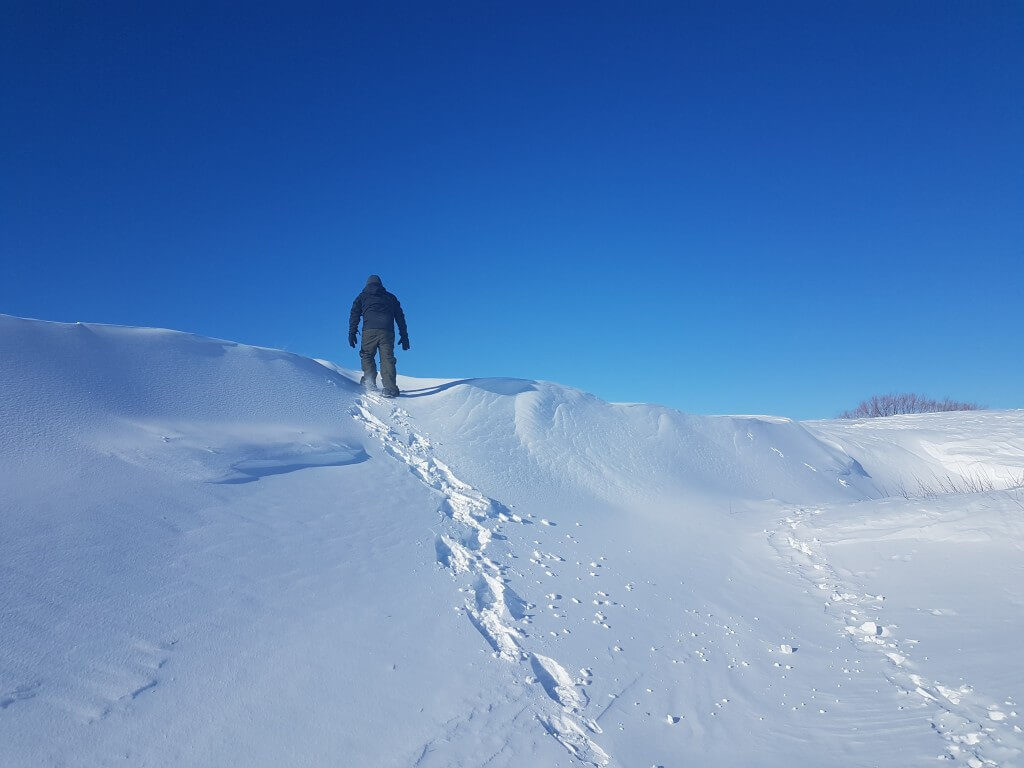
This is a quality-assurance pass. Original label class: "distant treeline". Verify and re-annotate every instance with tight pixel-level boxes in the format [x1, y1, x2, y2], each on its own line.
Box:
[839, 393, 983, 419]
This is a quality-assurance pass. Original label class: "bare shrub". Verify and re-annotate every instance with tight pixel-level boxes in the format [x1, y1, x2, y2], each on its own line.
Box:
[1011, 486, 1024, 512]
[1008, 471, 1024, 511]
[839, 393, 984, 419]
[880, 468, 1024, 501]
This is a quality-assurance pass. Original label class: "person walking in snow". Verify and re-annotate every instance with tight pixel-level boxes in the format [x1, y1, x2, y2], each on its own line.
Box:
[348, 274, 409, 398]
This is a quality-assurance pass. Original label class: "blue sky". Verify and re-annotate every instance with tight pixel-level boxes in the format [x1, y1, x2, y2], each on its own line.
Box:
[3, 2, 1021, 419]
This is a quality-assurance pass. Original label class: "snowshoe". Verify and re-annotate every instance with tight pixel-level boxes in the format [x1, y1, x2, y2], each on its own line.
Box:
[380, 387, 400, 399]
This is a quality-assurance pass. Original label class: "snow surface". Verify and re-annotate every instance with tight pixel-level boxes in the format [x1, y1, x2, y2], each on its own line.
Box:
[1, 314, 1022, 767]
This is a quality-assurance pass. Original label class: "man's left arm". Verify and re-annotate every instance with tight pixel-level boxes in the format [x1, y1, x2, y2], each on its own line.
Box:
[394, 296, 410, 350]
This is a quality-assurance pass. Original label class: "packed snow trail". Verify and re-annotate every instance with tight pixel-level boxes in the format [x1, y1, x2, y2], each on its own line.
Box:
[351, 393, 610, 765]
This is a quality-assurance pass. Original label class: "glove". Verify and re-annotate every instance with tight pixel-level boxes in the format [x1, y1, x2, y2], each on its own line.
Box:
[400, 337, 410, 351]
[348, 334, 357, 348]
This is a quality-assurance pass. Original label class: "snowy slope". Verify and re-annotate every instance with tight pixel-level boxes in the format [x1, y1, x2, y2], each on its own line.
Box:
[1, 314, 1022, 768]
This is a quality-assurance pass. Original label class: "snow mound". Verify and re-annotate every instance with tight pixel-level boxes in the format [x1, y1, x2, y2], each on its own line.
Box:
[380, 377, 876, 506]
[2, 314, 1022, 768]
[1, 314, 872, 504]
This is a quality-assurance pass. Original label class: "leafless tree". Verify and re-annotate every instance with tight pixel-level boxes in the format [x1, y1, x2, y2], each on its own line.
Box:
[838, 393, 983, 419]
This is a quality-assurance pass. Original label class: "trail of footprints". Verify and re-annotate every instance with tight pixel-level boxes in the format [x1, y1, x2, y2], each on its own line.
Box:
[352, 397, 610, 765]
[773, 507, 1022, 767]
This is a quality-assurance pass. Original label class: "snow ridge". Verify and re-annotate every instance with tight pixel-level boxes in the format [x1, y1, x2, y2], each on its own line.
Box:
[351, 394, 610, 765]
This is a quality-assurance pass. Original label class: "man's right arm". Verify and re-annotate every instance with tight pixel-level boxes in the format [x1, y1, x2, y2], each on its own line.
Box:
[348, 296, 362, 347]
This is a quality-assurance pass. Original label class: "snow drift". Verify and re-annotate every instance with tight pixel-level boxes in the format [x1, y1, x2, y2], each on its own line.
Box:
[2, 314, 1022, 767]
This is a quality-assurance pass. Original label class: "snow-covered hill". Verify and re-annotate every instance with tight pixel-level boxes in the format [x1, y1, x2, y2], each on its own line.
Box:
[1, 314, 1022, 767]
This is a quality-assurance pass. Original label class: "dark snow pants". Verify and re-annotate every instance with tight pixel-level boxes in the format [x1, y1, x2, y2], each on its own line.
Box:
[360, 328, 397, 392]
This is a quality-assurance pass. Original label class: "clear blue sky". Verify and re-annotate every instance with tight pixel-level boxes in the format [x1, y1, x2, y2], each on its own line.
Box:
[3, 2, 1021, 418]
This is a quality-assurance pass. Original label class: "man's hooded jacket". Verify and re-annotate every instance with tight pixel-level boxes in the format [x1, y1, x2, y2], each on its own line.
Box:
[349, 275, 409, 342]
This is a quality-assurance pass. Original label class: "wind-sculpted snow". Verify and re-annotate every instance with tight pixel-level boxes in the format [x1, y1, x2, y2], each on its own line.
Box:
[398, 378, 878, 506]
[808, 411, 1024, 497]
[2, 314, 1022, 768]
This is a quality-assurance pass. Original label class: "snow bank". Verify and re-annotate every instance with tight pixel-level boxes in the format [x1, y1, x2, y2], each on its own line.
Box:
[2, 314, 1022, 768]
[807, 410, 1024, 496]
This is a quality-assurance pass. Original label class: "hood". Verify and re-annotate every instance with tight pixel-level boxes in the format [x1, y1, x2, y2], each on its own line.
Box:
[364, 274, 384, 292]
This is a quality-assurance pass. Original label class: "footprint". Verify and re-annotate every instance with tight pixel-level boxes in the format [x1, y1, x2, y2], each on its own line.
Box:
[538, 713, 610, 766]
[531, 654, 588, 712]
[435, 535, 473, 573]
[0, 682, 40, 709]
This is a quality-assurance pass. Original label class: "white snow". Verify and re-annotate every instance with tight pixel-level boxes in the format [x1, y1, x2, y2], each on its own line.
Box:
[1, 313, 1022, 767]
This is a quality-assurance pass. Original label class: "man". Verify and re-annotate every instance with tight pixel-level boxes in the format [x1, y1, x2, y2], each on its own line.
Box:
[348, 274, 409, 398]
